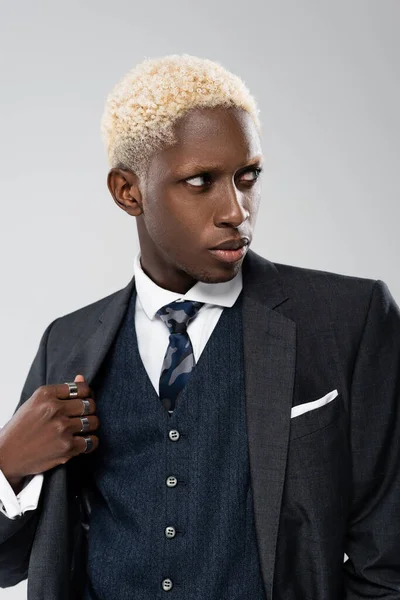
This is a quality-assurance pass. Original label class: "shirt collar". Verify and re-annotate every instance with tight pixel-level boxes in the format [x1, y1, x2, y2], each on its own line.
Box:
[133, 251, 243, 320]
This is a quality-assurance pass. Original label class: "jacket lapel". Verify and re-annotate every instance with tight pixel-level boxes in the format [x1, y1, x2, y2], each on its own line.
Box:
[242, 250, 296, 599]
[59, 274, 136, 385]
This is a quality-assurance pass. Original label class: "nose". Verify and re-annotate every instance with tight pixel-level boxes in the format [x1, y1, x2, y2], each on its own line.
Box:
[214, 181, 250, 229]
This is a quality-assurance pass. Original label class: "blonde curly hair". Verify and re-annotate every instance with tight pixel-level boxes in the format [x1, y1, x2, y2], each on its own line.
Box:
[101, 54, 261, 181]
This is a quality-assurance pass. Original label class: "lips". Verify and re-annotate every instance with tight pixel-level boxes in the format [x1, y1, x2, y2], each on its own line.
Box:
[208, 244, 249, 265]
[210, 238, 249, 251]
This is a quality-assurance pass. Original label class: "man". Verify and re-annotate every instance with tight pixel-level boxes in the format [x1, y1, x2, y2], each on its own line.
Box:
[0, 54, 399, 599]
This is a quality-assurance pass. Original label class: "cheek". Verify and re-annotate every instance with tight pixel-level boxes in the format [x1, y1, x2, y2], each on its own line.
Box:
[253, 199, 261, 219]
[144, 194, 202, 248]
[248, 194, 261, 221]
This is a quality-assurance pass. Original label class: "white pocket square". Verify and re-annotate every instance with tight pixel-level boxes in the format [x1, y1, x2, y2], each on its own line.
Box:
[291, 389, 339, 419]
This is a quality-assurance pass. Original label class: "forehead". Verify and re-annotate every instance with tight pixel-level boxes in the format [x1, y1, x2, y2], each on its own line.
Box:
[151, 106, 262, 176]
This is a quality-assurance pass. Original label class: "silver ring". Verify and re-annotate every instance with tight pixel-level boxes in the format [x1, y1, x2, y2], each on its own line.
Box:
[80, 399, 91, 416]
[83, 436, 93, 453]
[65, 382, 78, 398]
[80, 417, 90, 433]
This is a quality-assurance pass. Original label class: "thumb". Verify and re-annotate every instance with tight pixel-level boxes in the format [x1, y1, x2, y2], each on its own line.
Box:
[74, 374, 86, 383]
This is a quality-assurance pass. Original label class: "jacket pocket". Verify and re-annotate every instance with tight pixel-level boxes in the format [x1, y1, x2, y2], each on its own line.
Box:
[289, 394, 342, 441]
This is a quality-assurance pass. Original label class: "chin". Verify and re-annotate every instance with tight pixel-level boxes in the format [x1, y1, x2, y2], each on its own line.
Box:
[189, 261, 242, 284]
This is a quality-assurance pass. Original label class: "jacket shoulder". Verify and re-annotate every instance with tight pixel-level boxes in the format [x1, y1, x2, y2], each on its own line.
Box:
[47, 277, 134, 343]
[272, 260, 378, 327]
[268, 260, 381, 358]
[273, 260, 377, 298]
[246, 250, 378, 307]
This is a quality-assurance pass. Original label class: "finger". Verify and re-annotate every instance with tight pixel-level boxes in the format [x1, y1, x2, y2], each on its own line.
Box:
[70, 415, 99, 434]
[63, 397, 96, 417]
[54, 381, 92, 400]
[73, 374, 95, 399]
[75, 434, 99, 455]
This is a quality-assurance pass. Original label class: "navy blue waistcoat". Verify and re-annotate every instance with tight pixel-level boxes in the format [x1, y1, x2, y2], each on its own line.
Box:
[82, 286, 266, 600]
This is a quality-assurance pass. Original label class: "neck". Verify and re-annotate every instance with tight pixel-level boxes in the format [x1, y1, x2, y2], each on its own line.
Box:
[138, 251, 197, 295]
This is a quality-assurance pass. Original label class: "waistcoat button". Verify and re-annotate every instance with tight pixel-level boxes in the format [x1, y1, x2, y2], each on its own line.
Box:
[166, 476, 178, 488]
[162, 578, 173, 591]
[165, 526, 176, 538]
[168, 429, 180, 442]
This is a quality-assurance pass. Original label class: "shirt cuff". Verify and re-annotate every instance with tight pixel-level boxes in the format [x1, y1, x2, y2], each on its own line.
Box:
[0, 469, 43, 519]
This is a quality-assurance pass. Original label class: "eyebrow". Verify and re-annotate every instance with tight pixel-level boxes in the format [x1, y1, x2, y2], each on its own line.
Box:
[174, 155, 264, 177]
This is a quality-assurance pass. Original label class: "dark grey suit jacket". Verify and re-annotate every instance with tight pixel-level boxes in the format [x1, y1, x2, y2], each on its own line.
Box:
[1, 249, 399, 599]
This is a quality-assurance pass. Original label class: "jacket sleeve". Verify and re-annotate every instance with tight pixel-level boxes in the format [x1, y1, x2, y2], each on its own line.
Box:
[0, 319, 57, 588]
[344, 280, 400, 597]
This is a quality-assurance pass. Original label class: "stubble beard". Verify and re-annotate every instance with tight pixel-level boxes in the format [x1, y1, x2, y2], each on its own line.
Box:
[176, 257, 242, 285]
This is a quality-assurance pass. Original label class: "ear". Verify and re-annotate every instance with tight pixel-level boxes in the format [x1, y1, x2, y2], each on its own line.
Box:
[107, 168, 143, 217]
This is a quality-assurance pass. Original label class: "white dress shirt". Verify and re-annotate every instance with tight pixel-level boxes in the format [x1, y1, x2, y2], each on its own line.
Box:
[0, 252, 243, 519]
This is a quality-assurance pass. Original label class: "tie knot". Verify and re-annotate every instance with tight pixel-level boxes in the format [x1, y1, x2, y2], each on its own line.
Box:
[157, 300, 204, 334]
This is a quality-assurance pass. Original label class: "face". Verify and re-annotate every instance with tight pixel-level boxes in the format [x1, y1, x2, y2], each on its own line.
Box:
[109, 106, 263, 294]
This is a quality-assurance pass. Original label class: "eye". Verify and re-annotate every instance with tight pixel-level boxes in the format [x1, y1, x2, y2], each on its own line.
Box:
[240, 167, 263, 182]
[184, 167, 263, 189]
[185, 173, 211, 187]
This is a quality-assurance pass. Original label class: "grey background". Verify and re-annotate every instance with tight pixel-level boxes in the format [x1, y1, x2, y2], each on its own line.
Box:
[0, 0, 399, 596]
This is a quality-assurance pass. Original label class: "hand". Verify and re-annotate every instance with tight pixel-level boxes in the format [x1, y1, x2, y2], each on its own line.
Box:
[0, 374, 99, 489]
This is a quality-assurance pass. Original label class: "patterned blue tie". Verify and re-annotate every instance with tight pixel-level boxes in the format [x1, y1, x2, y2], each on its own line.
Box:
[157, 300, 204, 414]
